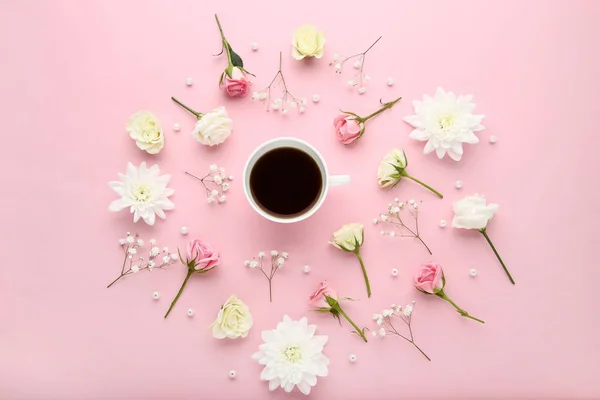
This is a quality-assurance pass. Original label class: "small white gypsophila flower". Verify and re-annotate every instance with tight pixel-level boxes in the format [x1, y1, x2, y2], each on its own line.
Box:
[207, 196, 214, 203]
[258, 252, 265, 258]
[136, 239, 144, 246]
[270, 250, 278, 257]
[372, 331, 378, 338]
[118, 238, 127, 245]
[250, 260, 259, 268]
[382, 309, 394, 317]
[149, 239, 156, 245]
[162, 255, 171, 263]
[131, 266, 140, 273]
[126, 236, 135, 244]
[379, 328, 386, 337]
[376, 318, 383, 326]
[373, 218, 379, 224]
[170, 253, 178, 260]
[218, 195, 226, 203]
[403, 305, 414, 317]
[209, 164, 218, 172]
[162, 247, 169, 253]
[148, 260, 155, 268]
[150, 247, 160, 257]
[372, 314, 381, 320]
[282, 252, 289, 259]
[211, 189, 219, 197]
[222, 183, 230, 192]
[128, 247, 137, 255]
[244, 260, 251, 267]
[277, 257, 285, 266]
[214, 175, 222, 184]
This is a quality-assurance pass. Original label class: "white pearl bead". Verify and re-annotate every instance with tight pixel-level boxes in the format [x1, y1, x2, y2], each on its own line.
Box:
[180, 226, 189, 235]
[312, 94, 320, 103]
[469, 269, 477, 277]
[173, 123, 181, 132]
[455, 180, 463, 189]
[386, 77, 394, 86]
[389, 231, 396, 237]
[229, 370, 236, 379]
[303, 265, 311, 273]
[391, 268, 398, 277]
[185, 77, 193, 86]
[439, 220, 447, 228]
[187, 308, 194, 317]
[489, 135, 498, 144]
[358, 87, 366, 95]
[349, 354, 357, 363]
[152, 291, 160, 300]
[298, 106, 306, 114]
[251, 42, 259, 51]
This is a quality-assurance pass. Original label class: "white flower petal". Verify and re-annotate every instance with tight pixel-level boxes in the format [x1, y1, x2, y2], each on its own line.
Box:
[408, 128, 430, 141]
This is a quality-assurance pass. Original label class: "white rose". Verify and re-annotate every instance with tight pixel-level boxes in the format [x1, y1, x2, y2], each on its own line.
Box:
[126, 111, 164, 154]
[292, 24, 325, 60]
[330, 223, 364, 252]
[452, 195, 498, 230]
[377, 149, 407, 188]
[192, 106, 232, 146]
[210, 295, 253, 339]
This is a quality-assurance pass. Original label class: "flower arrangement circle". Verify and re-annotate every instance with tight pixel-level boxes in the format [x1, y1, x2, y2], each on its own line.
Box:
[108, 162, 174, 225]
[334, 96, 402, 145]
[164, 239, 219, 318]
[310, 281, 368, 342]
[210, 295, 253, 339]
[252, 315, 329, 395]
[214, 14, 253, 97]
[291, 24, 325, 60]
[126, 110, 164, 154]
[452, 194, 514, 284]
[415, 263, 484, 324]
[330, 223, 371, 297]
[377, 148, 443, 198]
[404, 87, 485, 161]
[171, 97, 232, 146]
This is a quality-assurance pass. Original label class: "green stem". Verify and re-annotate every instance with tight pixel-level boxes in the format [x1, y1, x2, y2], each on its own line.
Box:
[164, 269, 194, 319]
[480, 228, 515, 284]
[214, 14, 232, 67]
[438, 291, 485, 324]
[402, 173, 443, 198]
[336, 305, 367, 342]
[171, 97, 202, 118]
[355, 250, 371, 298]
[361, 96, 402, 122]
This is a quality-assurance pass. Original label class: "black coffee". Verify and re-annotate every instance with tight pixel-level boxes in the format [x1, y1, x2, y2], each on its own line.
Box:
[250, 147, 322, 217]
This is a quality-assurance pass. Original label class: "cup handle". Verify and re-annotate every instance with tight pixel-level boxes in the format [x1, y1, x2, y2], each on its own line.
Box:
[328, 175, 351, 187]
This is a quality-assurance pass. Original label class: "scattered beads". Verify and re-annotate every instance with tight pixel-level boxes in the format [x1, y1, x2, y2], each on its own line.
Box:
[251, 42, 259, 51]
[469, 269, 477, 277]
[185, 77, 193, 86]
[455, 180, 463, 189]
[312, 94, 320, 103]
[152, 291, 160, 300]
[173, 123, 181, 132]
[349, 354, 357, 363]
[358, 87, 366, 95]
[187, 308, 195, 317]
[439, 220, 447, 228]
[391, 268, 398, 277]
[489, 135, 498, 144]
[303, 265, 311, 274]
[229, 370, 237, 379]
[180, 226, 189, 235]
[386, 77, 394, 86]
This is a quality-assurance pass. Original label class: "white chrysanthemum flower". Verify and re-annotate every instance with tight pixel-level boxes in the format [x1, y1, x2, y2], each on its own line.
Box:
[108, 162, 175, 225]
[252, 315, 329, 395]
[404, 87, 485, 161]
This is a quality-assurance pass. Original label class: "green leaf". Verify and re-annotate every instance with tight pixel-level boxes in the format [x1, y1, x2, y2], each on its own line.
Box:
[218, 72, 225, 86]
[229, 46, 244, 67]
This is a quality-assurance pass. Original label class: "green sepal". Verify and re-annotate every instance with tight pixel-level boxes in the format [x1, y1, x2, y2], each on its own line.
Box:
[228, 44, 244, 68]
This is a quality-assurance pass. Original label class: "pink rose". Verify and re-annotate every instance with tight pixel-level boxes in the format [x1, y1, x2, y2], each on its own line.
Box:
[334, 114, 364, 145]
[221, 67, 251, 97]
[414, 263, 445, 294]
[309, 281, 338, 309]
[187, 239, 220, 271]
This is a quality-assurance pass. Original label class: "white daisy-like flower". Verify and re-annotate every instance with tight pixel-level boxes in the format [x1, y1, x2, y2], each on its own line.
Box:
[404, 87, 485, 161]
[108, 162, 175, 225]
[252, 315, 329, 395]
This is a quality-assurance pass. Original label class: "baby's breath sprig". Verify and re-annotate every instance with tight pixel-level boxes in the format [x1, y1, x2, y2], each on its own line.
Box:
[252, 52, 306, 114]
[245, 250, 289, 302]
[374, 199, 433, 254]
[330, 36, 382, 94]
[107, 233, 177, 288]
[372, 301, 431, 361]
[185, 164, 232, 204]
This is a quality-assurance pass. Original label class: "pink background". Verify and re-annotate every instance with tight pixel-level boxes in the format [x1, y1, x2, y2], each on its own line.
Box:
[1, 0, 599, 399]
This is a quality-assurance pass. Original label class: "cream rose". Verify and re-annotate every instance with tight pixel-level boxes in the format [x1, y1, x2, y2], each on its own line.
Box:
[210, 295, 253, 339]
[330, 223, 364, 252]
[126, 111, 164, 154]
[452, 195, 498, 230]
[377, 149, 407, 188]
[292, 24, 325, 60]
[192, 106, 232, 146]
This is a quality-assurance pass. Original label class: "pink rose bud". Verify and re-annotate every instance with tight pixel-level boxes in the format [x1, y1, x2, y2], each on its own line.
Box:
[187, 239, 220, 271]
[221, 67, 252, 97]
[309, 281, 338, 309]
[414, 263, 445, 294]
[334, 114, 364, 144]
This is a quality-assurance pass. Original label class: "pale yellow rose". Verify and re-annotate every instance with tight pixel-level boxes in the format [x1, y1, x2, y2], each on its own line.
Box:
[210, 295, 253, 339]
[292, 24, 325, 60]
[330, 223, 364, 252]
[126, 111, 164, 154]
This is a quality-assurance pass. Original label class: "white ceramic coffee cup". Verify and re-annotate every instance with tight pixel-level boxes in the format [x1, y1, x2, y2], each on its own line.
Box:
[243, 137, 351, 223]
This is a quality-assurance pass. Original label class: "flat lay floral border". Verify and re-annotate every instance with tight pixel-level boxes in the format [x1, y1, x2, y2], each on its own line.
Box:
[107, 14, 512, 396]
